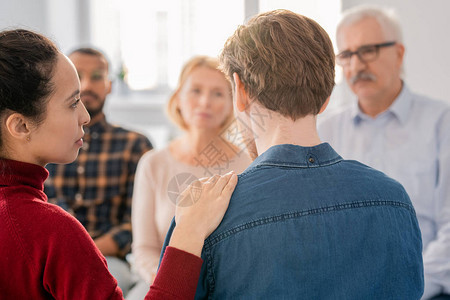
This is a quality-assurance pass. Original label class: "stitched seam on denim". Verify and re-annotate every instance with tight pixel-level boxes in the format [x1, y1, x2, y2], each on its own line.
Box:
[204, 245, 216, 297]
[205, 200, 414, 248]
[240, 159, 342, 176]
[257, 158, 342, 168]
[237, 166, 264, 179]
[256, 162, 325, 168]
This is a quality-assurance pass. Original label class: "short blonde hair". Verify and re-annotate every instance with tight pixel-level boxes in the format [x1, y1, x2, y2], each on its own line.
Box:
[166, 55, 233, 131]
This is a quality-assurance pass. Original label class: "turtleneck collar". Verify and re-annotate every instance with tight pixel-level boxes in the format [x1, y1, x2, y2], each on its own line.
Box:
[0, 158, 49, 193]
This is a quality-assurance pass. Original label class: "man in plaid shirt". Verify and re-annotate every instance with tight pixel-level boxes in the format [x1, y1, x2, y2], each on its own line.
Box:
[44, 47, 152, 295]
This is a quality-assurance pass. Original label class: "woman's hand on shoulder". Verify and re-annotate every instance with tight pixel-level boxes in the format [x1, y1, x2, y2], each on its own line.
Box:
[169, 172, 238, 256]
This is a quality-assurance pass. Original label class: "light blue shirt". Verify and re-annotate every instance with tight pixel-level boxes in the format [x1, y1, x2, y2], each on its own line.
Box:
[318, 84, 450, 299]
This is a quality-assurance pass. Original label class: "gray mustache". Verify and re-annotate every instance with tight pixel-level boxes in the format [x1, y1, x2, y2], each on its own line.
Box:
[350, 72, 376, 85]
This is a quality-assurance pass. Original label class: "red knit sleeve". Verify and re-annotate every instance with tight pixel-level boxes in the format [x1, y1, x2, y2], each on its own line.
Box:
[144, 246, 203, 300]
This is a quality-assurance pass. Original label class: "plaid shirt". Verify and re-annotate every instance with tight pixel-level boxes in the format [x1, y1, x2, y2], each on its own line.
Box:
[44, 113, 152, 258]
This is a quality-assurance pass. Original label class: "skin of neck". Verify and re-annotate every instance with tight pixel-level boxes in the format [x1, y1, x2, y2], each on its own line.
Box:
[358, 78, 403, 118]
[182, 128, 224, 155]
[232, 73, 327, 157]
[0, 134, 44, 166]
[0, 140, 17, 162]
[249, 102, 323, 156]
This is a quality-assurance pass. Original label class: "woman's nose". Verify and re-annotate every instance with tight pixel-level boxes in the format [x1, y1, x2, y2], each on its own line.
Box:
[79, 102, 90, 125]
[198, 93, 211, 107]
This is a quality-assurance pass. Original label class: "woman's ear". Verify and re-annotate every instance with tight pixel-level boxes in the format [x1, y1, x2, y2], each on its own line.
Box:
[233, 73, 249, 112]
[5, 113, 32, 141]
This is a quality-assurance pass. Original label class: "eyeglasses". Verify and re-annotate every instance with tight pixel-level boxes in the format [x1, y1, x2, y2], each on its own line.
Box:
[336, 41, 396, 66]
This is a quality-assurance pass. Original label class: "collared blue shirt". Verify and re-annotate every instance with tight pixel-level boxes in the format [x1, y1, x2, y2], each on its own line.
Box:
[318, 84, 450, 298]
[161, 143, 423, 299]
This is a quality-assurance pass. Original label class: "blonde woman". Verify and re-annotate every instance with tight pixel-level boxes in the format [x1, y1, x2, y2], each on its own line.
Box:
[131, 56, 251, 287]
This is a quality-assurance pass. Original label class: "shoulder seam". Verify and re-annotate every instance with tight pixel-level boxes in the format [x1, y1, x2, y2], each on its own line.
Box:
[205, 200, 415, 248]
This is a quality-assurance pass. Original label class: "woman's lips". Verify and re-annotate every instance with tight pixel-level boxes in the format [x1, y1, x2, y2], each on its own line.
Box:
[196, 112, 212, 118]
[76, 138, 83, 147]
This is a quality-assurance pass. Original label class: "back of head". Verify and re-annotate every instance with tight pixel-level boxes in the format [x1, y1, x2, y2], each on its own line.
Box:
[337, 5, 402, 44]
[0, 29, 59, 149]
[220, 9, 335, 120]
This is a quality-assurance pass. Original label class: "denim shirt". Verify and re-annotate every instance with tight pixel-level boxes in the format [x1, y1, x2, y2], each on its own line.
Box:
[161, 143, 423, 299]
[318, 85, 450, 298]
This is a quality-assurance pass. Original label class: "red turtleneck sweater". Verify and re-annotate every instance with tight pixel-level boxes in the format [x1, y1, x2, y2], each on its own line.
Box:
[0, 159, 202, 299]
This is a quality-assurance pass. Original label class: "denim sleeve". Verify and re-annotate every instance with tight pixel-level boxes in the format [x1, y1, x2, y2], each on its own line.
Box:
[158, 217, 176, 271]
[194, 254, 210, 299]
[158, 217, 211, 299]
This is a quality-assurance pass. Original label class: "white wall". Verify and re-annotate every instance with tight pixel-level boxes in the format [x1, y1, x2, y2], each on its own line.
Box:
[0, 0, 46, 33]
[0, 0, 89, 53]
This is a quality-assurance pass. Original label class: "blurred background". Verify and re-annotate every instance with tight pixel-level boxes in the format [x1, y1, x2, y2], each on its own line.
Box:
[1, 0, 449, 148]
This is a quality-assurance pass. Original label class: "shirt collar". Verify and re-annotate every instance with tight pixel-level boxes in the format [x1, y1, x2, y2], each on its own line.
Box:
[350, 100, 362, 123]
[246, 143, 342, 170]
[388, 84, 412, 125]
[351, 83, 412, 125]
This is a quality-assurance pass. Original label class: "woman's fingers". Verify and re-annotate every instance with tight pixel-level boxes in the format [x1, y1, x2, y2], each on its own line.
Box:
[176, 172, 238, 208]
[213, 171, 235, 192]
[223, 173, 238, 195]
[206, 174, 221, 184]
[198, 177, 209, 183]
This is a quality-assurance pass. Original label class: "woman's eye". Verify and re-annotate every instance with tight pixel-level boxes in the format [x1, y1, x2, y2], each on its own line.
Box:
[71, 98, 81, 108]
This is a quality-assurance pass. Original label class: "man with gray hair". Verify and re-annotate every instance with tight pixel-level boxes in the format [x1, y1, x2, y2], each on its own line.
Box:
[318, 5, 450, 299]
